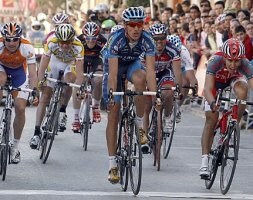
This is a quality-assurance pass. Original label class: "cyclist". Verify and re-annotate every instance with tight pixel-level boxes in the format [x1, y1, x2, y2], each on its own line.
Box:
[199, 38, 253, 179]
[44, 13, 70, 132]
[143, 25, 182, 152]
[0, 22, 38, 163]
[167, 34, 198, 123]
[72, 22, 107, 132]
[102, 7, 157, 184]
[101, 19, 116, 39]
[29, 24, 84, 149]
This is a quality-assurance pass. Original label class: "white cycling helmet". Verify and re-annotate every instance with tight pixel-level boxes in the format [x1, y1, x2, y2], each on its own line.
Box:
[82, 22, 100, 37]
[149, 24, 167, 36]
[122, 7, 145, 22]
[52, 13, 69, 25]
[55, 24, 75, 41]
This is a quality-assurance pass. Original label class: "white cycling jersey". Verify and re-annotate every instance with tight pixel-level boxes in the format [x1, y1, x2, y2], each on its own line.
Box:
[181, 45, 194, 73]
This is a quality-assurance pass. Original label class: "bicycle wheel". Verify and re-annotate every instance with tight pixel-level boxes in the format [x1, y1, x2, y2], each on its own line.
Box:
[40, 103, 59, 164]
[205, 127, 221, 189]
[80, 98, 91, 151]
[163, 100, 177, 159]
[117, 112, 129, 192]
[148, 109, 157, 167]
[220, 123, 240, 195]
[154, 111, 162, 171]
[0, 109, 11, 181]
[129, 121, 142, 195]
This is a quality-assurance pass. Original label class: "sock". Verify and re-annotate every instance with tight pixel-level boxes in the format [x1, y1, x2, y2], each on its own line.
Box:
[109, 156, 117, 170]
[13, 138, 20, 150]
[201, 154, 209, 167]
[135, 116, 143, 129]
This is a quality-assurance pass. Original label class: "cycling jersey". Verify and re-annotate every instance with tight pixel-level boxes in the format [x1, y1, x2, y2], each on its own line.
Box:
[77, 33, 106, 73]
[44, 36, 84, 63]
[206, 52, 253, 83]
[0, 37, 35, 88]
[181, 45, 194, 73]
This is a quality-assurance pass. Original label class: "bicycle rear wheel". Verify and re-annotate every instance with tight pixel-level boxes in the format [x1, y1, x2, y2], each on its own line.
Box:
[205, 128, 221, 189]
[80, 99, 91, 151]
[0, 109, 11, 181]
[220, 123, 240, 194]
[129, 121, 142, 195]
[40, 104, 59, 164]
[117, 112, 129, 192]
[163, 101, 177, 159]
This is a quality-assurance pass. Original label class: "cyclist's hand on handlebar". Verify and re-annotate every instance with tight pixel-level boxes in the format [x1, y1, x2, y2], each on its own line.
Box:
[210, 101, 219, 112]
[154, 97, 162, 111]
[29, 88, 39, 106]
[107, 88, 115, 112]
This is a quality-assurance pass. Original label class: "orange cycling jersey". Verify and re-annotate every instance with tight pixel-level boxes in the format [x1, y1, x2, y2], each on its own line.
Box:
[0, 37, 36, 69]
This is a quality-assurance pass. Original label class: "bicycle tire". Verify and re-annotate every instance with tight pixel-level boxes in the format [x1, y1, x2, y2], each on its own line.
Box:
[117, 112, 129, 192]
[163, 101, 177, 159]
[81, 99, 90, 151]
[129, 121, 142, 195]
[220, 123, 240, 195]
[1, 109, 11, 181]
[205, 127, 221, 189]
[149, 109, 158, 167]
[41, 103, 59, 164]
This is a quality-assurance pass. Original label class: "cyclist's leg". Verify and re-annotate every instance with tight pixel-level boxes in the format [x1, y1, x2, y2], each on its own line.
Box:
[200, 102, 219, 177]
[231, 77, 248, 121]
[127, 60, 148, 145]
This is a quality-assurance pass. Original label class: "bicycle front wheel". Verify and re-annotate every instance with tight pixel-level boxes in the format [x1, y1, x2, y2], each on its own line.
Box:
[155, 111, 162, 171]
[117, 112, 129, 192]
[80, 99, 91, 151]
[0, 109, 11, 181]
[220, 123, 240, 195]
[129, 121, 142, 195]
[163, 101, 177, 159]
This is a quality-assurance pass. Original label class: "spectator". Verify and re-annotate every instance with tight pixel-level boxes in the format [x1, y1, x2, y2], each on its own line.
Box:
[244, 0, 253, 12]
[230, 18, 240, 38]
[190, 5, 201, 20]
[214, 0, 225, 16]
[215, 14, 226, 50]
[161, 8, 173, 25]
[209, 10, 217, 24]
[182, 0, 191, 13]
[251, 12, 253, 22]
[203, 21, 218, 59]
[241, 17, 250, 30]
[235, 25, 253, 60]
[237, 9, 250, 23]
[185, 12, 193, 23]
[201, 11, 210, 25]
[231, 0, 241, 12]
[181, 22, 191, 45]
[246, 22, 253, 46]
[169, 17, 178, 34]
[199, 0, 212, 13]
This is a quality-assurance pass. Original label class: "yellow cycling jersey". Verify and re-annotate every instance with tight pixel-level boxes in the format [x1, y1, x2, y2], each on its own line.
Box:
[44, 36, 84, 63]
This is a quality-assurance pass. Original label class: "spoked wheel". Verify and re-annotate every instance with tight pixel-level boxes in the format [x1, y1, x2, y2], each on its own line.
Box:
[220, 124, 240, 195]
[163, 101, 177, 159]
[149, 110, 158, 167]
[205, 128, 222, 189]
[129, 122, 142, 195]
[40, 107, 59, 164]
[0, 110, 11, 181]
[155, 111, 162, 171]
[80, 100, 90, 151]
[118, 113, 129, 192]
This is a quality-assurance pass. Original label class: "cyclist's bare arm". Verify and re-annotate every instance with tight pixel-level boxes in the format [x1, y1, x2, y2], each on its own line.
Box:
[38, 54, 50, 82]
[27, 63, 38, 89]
[145, 55, 156, 93]
[204, 74, 216, 105]
[172, 59, 182, 88]
[75, 59, 84, 85]
[108, 57, 118, 92]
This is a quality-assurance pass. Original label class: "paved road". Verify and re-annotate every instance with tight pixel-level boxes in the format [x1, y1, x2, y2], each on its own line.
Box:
[1, 104, 253, 200]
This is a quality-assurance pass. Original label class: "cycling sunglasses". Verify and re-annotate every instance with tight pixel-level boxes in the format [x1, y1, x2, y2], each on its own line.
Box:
[59, 40, 73, 45]
[126, 21, 144, 28]
[5, 37, 20, 42]
[153, 35, 167, 41]
[85, 36, 98, 41]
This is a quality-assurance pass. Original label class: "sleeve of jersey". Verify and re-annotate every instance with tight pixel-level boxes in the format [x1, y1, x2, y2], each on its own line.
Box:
[24, 43, 36, 64]
[181, 47, 192, 68]
[239, 59, 253, 79]
[142, 33, 156, 56]
[206, 55, 223, 76]
[165, 42, 181, 61]
[44, 41, 52, 57]
[107, 33, 120, 58]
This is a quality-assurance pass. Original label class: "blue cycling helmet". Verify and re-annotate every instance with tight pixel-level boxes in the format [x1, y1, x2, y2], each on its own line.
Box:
[122, 7, 145, 22]
[149, 24, 167, 36]
[167, 34, 182, 51]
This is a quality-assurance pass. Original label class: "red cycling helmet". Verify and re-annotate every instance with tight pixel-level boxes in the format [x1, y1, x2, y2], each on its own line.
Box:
[221, 38, 245, 60]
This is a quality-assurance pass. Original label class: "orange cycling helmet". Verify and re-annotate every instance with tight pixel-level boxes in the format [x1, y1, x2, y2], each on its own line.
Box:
[1, 22, 22, 38]
[221, 38, 245, 60]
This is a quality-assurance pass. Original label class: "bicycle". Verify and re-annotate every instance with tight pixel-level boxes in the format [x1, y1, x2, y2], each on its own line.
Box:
[78, 72, 103, 151]
[204, 87, 253, 194]
[39, 70, 80, 164]
[0, 75, 35, 181]
[109, 82, 157, 195]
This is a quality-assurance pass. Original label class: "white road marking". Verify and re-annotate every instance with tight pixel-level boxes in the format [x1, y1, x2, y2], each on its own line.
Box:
[0, 190, 253, 199]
